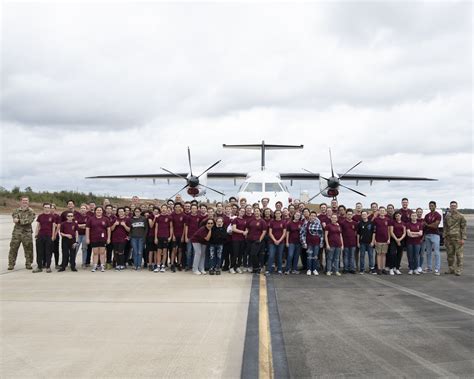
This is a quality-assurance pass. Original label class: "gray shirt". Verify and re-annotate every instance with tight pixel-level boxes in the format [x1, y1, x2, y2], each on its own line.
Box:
[129, 216, 148, 238]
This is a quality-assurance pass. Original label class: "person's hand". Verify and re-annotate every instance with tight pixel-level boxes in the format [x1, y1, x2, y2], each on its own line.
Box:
[286, 242, 289, 248]
[67, 234, 73, 239]
[460, 240, 465, 246]
[115, 221, 119, 226]
[185, 237, 189, 243]
[154, 238, 158, 244]
[52, 236, 56, 241]
[13, 218, 19, 224]
[396, 240, 401, 246]
[107, 238, 111, 244]
[243, 230, 248, 236]
[172, 236, 176, 242]
[86, 239, 90, 245]
[35, 234, 38, 239]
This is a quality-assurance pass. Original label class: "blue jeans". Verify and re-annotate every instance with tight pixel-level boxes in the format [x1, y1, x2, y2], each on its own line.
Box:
[407, 244, 421, 270]
[424, 234, 441, 271]
[326, 247, 341, 273]
[359, 243, 374, 272]
[267, 243, 284, 273]
[131, 237, 144, 269]
[343, 246, 356, 271]
[186, 241, 194, 269]
[286, 243, 301, 272]
[307, 245, 320, 271]
[209, 244, 223, 270]
[76, 234, 88, 265]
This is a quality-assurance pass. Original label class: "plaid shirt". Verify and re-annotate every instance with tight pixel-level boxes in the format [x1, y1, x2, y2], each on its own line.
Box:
[300, 218, 324, 248]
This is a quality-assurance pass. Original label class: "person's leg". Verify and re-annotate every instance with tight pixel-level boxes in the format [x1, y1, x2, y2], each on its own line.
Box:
[406, 244, 414, 272]
[349, 247, 356, 272]
[86, 243, 92, 266]
[275, 244, 283, 273]
[333, 248, 341, 273]
[454, 239, 463, 275]
[250, 241, 262, 272]
[36, 236, 45, 269]
[209, 245, 216, 271]
[343, 247, 349, 272]
[216, 245, 223, 271]
[92, 247, 99, 270]
[69, 240, 77, 269]
[292, 243, 301, 272]
[199, 244, 207, 272]
[301, 247, 307, 271]
[445, 238, 455, 273]
[267, 244, 276, 273]
[313, 246, 320, 272]
[60, 239, 70, 270]
[325, 248, 334, 273]
[425, 235, 433, 271]
[231, 241, 238, 270]
[306, 246, 314, 272]
[286, 244, 295, 273]
[431, 234, 441, 273]
[359, 244, 366, 273]
[21, 232, 34, 269]
[192, 243, 202, 273]
[106, 243, 113, 267]
[395, 244, 403, 270]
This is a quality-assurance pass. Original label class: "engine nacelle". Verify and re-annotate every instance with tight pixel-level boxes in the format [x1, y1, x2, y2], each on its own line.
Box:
[187, 187, 206, 198]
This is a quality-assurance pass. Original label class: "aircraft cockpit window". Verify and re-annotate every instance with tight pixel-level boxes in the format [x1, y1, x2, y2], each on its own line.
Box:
[244, 183, 263, 192]
[265, 183, 283, 192]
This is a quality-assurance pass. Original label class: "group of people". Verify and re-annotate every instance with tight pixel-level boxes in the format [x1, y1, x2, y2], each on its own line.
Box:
[8, 195, 467, 277]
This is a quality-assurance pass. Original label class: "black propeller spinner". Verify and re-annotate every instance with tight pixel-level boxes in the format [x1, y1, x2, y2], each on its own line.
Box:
[160, 147, 225, 199]
[304, 149, 366, 202]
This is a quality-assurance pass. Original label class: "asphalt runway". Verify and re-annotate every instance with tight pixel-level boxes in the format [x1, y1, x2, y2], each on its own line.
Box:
[1, 215, 472, 378]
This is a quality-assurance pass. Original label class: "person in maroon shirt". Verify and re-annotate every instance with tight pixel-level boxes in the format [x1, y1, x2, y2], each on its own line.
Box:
[230, 207, 248, 274]
[111, 207, 131, 270]
[317, 203, 331, 272]
[33, 203, 56, 272]
[154, 204, 173, 272]
[58, 212, 79, 272]
[145, 207, 159, 271]
[191, 220, 213, 274]
[371, 207, 391, 275]
[184, 204, 201, 271]
[246, 208, 267, 274]
[330, 199, 338, 215]
[406, 212, 424, 274]
[337, 205, 346, 224]
[340, 209, 358, 274]
[423, 201, 442, 274]
[398, 198, 413, 223]
[368, 202, 379, 221]
[285, 211, 302, 274]
[170, 202, 186, 272]
[388, 211, 406, 275]
[104, 204, 116, 269]
[86, 207, 111, 272]
[266, 210, 287, 275]
[50, 203, 61, 268]
[324, 214, 343, 276]
[75, 204, 89, 269]
[352, 203, 363, 223]
[386, 204, 395, 220]
[220, 205, 233, 271]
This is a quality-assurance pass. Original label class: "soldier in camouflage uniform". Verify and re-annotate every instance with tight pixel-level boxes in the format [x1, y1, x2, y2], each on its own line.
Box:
[8, 197, 36, 270]
[443, 201, 467, 276]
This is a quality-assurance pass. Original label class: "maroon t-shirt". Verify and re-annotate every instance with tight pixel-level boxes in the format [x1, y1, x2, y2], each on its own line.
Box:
[391, 221, 406, 239]
[191, 226, 210, 244]
[156, 214, 172, 238]
[317, 214, 330, 228]
[424, 211, 441, 235]
[231, 217, 247, 241]
[106, 213, 117, 226]
[75, 213, 88, 236]
[60, 210, 81, 223]
[60, 221, 78, 243]
[86, 210, 95, 218]
[246, 218, 267, 241]
[339, 219, 358, 248]
[352, 214, 362, 223]
[37, 214, 55, 237]
[86, 216, 110, 243]
[399, 208, 413, 223]
[406, 222, 423, 245]
[185, 214, 201, 239]
[372, 217, 391, 243]
[172, 212, 186, 238]
[287, 220, 302, 244]
[147, 215, 157, 237]
[325, 223, 342, 248]
[111, 217, 130, 243]
[269, 219, 286, 241]
[52, 213, 61, 226]
[244, 214, 255, 223]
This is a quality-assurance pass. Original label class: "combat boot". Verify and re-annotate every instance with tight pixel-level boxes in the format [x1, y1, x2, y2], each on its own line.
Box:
[25, 264, 33, 270]
[32, 268, 43, 273]
[444, 268, 455, 275]
[8, 265, 14, 270]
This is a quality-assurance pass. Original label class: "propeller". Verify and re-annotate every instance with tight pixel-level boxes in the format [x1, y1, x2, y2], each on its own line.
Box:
[161, 147, 224, 199]
[305, 149, 365, 200]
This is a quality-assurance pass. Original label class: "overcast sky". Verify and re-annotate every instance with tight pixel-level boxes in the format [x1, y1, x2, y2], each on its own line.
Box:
[1, 1, 472, 208]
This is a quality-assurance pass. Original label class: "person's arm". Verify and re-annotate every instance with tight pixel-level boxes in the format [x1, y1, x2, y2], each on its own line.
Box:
[60, 225, 72, 239]
[24, 210, 36, 225]
[279, 229, 287, 245]
[268, 228, 276, 244]
[389, 226, 395, 240]
[340, 233, 344, 250]
[324, 230, 329, 249]
[184, 225, 189, 242]
[111, 220, 119, 231]
[107, 227, 111, 244]
[460, 216, 467, 244]
[371, 229, 376, 246]
[154, 223, 158, 245]
[35, 220, 40, 238]
[168, 221, 174, 242]
[357, 234, 360, 248]
[259, 229, 266, 242]
[12, 210, 19, 224]
[204, 228, 212, 241]
[74, 229, 79, 244]
[51, 222, 56, 240]
[86, 227, 90, 245]
[286, 226, 290, 246]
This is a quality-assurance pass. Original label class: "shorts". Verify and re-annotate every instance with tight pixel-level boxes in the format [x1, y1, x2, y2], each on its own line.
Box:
[375, 243, 388, 255]
[157, 237, 169, 249]
[169, 236, 184, 250]
[90, 241, 106, 248]
[113, 242, 126, 254]
[146, 236, 157, 251]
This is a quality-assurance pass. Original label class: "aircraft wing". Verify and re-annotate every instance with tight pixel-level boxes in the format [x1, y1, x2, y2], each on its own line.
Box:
[207, 173, 248, 179]
[279, 173, 437, 181]
[86, 173, 189, 179]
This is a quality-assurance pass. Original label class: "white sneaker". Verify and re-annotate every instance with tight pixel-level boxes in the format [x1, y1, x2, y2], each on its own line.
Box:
[153, 267, 159, 272]
[389, 269, 394, 276]
[236, 267, 243, 274]
[306, 270, 311, 276]
[408, 270, 413, 275]
[312, 270, 319, 276]
[201, 271, 207, 275]
[194, 271, 201, 275]
[434, 270, 440, 276]
[414, 270, 420, 275]
[395, 269, 402, 275]
[160, 266, 166, 272]
[229, 268, 236, 274]
[326, 271, 331, 276]
[100, 265, 105, 272]
[417, 267, 423, 274]
[91, 265, 97, 272]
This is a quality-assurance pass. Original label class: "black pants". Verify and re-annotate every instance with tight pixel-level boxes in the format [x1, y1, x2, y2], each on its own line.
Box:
[318, 247, 325, 272]
[231, 240, 245, 269]
[113, 243, 126, 266]
[61, 239, 77, 269]
[106, 243, 113, 264]
[388, 239, 404, 269]
[50, 237, 60, 266]
[36, 236, 52, 269]
[221, 241, 232, 270]
[86, 244, 92, 265]
[301, 247, 308, 270]
[249, 240, 263, 271]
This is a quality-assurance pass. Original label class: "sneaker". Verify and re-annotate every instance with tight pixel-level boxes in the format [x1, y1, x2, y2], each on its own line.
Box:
[445, 270, 455, 275]
[326, 271, 331, 276]
[455, 272, 462, 276]
[178, 265, 183, 272]
[46, 268, 52, 273]
[33, 268, 43, 273]
[171, 265, 176, 273]
[417, 267, 423, 274]
[414, 270, 420, 275]
[153, 267, 159, 273]
[57, 267, 65, 272]
[210, 270, 215, 275]
[7, 265, 14, 270]
[312, 270, 319, 276]
[292, 270, 300, 275]
[71, 268, 78, 272]
[106, 263, 112, 270]
[389, 269, 395, 276]
[277, 270, 283, 275]
[434, 270, 440, 276]
[359, 271, 364, 275]
[229, 268, 236, 274]
[335, 271, 341, 277]
[284, 271, 289, 275]
[201, 271, 207, 275]
[381, 270, 388, 275]
[306, 270, 311, 276]
[423, 267, 429, 273]
[116, 267, 121, 271]
[25, 265, 32, 270]
[100, 265, 105, 272]
[160, 266, 166, 273]
[236, 268, 243, 274]
[377, 270, 382, 275]
[395, 269, 402, 275]
[265, 271, 271, 276]
[216, 270, 221, 275]
[194, 271, 201, 275]
[408, 270, 413, 275]
[81, 264, 86, 269]
[91, 265, 97, 272]
[371, 268, 377, 275]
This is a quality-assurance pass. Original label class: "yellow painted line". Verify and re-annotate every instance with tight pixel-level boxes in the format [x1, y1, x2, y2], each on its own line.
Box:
[259, 274, 274, 379]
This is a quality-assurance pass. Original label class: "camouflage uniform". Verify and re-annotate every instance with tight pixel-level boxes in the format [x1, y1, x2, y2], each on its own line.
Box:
[8, 207, 36, 269]
[443, 211, 467, 275]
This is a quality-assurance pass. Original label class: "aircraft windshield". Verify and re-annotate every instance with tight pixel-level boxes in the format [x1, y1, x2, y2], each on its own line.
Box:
[244, 183, 263, 192]
[265, 183, 284, 192]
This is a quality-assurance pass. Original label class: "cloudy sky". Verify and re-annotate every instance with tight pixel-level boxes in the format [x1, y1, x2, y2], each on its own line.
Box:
[1, 1, 472, 208]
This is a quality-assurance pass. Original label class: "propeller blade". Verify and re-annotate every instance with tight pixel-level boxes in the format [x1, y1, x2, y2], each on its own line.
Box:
[160, 167, 188, 181]
[308, 186, 329, 203]
[328, 148, 335, 177]
[199, 183, 226, 196]
[339, 161, 363, 179]
[166, 184, 189, 201]
[197, 160, 222, 178]
[339, 183, 367, 197]
[303, 168, 329, 181]
[187, 147, 193, 176]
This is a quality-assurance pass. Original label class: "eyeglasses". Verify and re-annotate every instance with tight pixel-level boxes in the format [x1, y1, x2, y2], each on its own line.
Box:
[67, 215, 74, 218]
[207, 222, 214, 225]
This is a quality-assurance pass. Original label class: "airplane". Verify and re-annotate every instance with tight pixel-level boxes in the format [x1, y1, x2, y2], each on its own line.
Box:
[87, 141, 437, 208]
